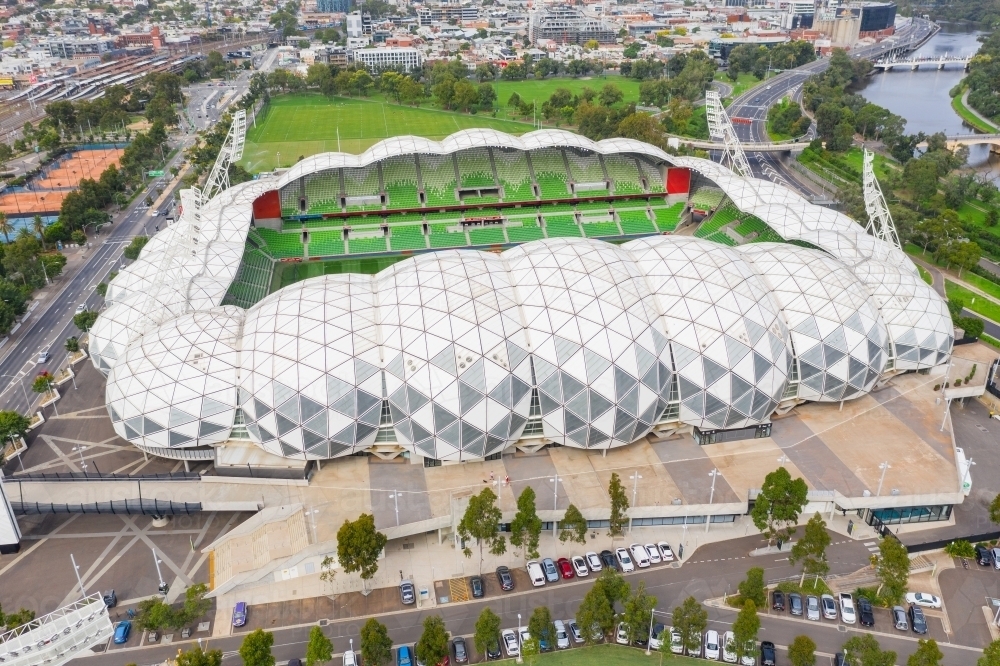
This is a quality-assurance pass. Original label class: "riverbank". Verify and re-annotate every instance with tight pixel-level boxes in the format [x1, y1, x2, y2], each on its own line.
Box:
[952, 88, 999, 133]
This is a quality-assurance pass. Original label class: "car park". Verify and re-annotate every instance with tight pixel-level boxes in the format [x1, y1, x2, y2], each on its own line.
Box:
[502, 629, 520, 657]
[519, 628, 531, 650]
[470, 576, 484, 598]
[772, 590, 785, 611]
[557, 557, 574, 579]
[821, 594, 838, 620]
[585, 551, 603, 572]
[670, 627, 684, 654]
[496, 566, 514, 591]
[840, 593, 856, 624]
[616, 548, 635, 572]
[789, 592, 803, 616]
[600, 550, 617, 570]
[806, 595, 820, 621]
[554, 620, 570, 649]
[905, 592, 941, 609]
[452, 637, 468, 663]
[704, 630, 721, 660]
[113, 621, 131, 644]
[858, 597, 875, 627]
[571, 555, 589, 577]
[649, 624, 665, 651]
[645, 543, 661, 564]
[616, 623, 630, 645]
[909, 605, 928, 634]
[400, 580, 416, 605]
[658, 542, 674, 561]
[892, 606, 909, 631]
[541, 558, 559, 582]
[397, 645, 413, 666]
[568, 620, 583, 644]
[527, 560, 546, 586]
[760, 641, 776, 666]
[722, 630, 737, 663]
[629, 543, 650, 568]
[232, 602, 247, 627]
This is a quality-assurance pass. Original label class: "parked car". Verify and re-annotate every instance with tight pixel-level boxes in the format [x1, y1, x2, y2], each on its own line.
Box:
[821, 593, 838, 620]
[704, 630, 721, 660]
[147, 630, 159, 643]
[649, 624, 665, 651]
[615, 547, 635, 572]
[289, 660, 301, 666]
[452, 637, 468, 663]
[483, 635, 501, 660]
[858, 597, 875, 627]
[645, 543, 661, 564]
[892, 606, 909, 631]
[571, 555, 589, 577]
[840, 593, 856, 624]
[976, 545, 994, 566]
[496, 566, 514, 591]
[232, 601, 248, 627]
[616, 622, 630, 645]
[554, 620, 570, 649]
[556, 557, 574, 579]
[806, 595, 820, 621]
[400, 580, 416, 605]
[722, 630, 738, 663]
[568, 620, 584, 644]
[760, 641, 777, 666]
[526, 560, 546, 586]
[742, 639, 757, 666]
[772, 590, 785, 611]
[113, 621, 132, 644]
[585, 551, 603, 572]
[905, 592, 941, 609]
[103, 590, 117, 608]
[501, 629, 520, 657]
[993, 547, 1000, 570]
[600, 550, 617, 571]
[658, 542, 675, 561]
[541, 558, 559, 583]
[789, 592, 803, 616]
[668, 627, 684, 654]
[687, 632, 702, 658]
[629, 543, 650, 568]
[344, 651, 358, 666]
[909, 605, 928, 634]
[396, 645, 413, 666]
[470, 576, 484, 599]
[519, 628, 531, 651]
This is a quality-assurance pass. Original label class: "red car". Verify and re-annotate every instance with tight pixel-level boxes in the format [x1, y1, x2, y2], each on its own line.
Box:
[557, 557, 574, 579]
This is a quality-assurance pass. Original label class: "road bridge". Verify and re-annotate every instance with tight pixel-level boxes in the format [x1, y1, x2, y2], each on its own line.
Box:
[673, 132, 1000, 155]
[872, 55, 973, 71]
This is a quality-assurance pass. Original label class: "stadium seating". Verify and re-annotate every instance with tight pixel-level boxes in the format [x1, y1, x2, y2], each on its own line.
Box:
[457, 149, 496, 188]
[566, 151, 607, 185]
[280, 185, 301, 217]
[650, 202, 685, 232]
[690, 187, 726, 211]
[463, 195, 500, 206]
[255, 228, 305, 258]
[344, 165, 380, 198]
[537, 202, 575, 214]
[576, 201, 611, 212]
[469, 226, 506, 246]
[694, 203, 740, 239]
[303, 218, 341, 229]
[309, 230, 346, 257]
[222, 248, 273, 309]
[428, 222, 468, 248]
[506, 217, 545, 243]
[383, 156, 421, 210]
[420, 155, 459, 207]
[637, 158, 666, 192]
[543, 214, 582, 238]
[706, 231, 738, 246]
[349, 235, 388, 254]
[388, 225, 427, 251]
[581, 221, 621, 238]
[530, 149, 571, 199]
[493, 149, 535, 202]
[604, 155, 644, 195]
[618, 210, 656, 235]
[304, 171, 342, 214]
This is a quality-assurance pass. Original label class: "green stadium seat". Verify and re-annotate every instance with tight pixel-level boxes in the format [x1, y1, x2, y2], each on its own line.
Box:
[383, 156, 420, 210]
[420, 155, 459, 207]
[309, 230, 345, 257]
[650, 202, 685, 232]
[304, 171, 342, 214]
[349, 236, 388, 254]
[695, 203, 739, 239]
[457, 149, 496, 188]
[582, 222, 620, 238]
[469, 227, 506, 246]
[690, 187, 726, 211]
[222, 247, 274, 308]
[565, 151, 606, 185]
[604, 155, 644, 195]
[618, 210, 656, 235]
[530, 149, 571, 200]
[494, 149, 535, 202]
[638, 157, 665, 192]
[428, 222, 467, 248]
[506, 218, 545, 243]
[543, 214, 581, 238]
[389, 225, 428, 251]
[256, 228, 305, 258]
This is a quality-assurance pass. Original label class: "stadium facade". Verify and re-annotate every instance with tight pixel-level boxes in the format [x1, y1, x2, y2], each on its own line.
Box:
[88, 129, 953, 468]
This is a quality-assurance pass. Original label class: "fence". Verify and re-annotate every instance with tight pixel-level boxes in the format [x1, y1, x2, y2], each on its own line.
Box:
[905, 530, 1000, 554]
[12, 499, 202, 515]
[5, 471, 201, 482]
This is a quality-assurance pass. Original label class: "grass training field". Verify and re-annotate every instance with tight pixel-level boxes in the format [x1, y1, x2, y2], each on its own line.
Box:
[493, 75, 641, 108]
[242, 93, 536, 171]
[271, 255, 408, 291]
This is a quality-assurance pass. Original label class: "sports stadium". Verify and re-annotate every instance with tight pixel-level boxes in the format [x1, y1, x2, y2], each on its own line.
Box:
[87, 127, 953, 466]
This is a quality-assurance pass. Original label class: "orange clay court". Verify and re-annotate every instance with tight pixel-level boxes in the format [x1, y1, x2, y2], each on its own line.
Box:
[0, 148, 123, 215]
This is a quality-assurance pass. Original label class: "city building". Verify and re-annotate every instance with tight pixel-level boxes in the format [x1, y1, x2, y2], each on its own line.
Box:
[316, 0, 351, 12]
[529, 6, 618, 45]
[417, 3, 480, 26]
[44, 36, 117, 59]
[351, 45, 423, 70]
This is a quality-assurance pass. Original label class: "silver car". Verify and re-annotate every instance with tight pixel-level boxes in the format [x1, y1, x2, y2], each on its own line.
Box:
[821, 594, 838, 620]
[892, 606, 909, 631]
[806, 595, 820, 621]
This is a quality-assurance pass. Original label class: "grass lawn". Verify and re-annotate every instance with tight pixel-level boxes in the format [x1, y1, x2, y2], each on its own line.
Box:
[242, 93, 536, 171]
[715, 71, 773, 101]
[946, 280, 1000, 322]
[493, 75, 641, 109]
[917, 264, 932, 285]
[951, 88, 998, 133]
[958, 271, 1000, 301]
[496, 645, 704, 665]
[271, 254, 409, 291]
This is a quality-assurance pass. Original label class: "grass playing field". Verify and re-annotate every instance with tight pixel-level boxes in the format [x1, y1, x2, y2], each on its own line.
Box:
[242, 93, 536, 172]
[493, 75, 641, 109]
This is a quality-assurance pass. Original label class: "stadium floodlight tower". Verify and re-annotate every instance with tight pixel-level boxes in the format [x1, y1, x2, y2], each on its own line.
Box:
[862, 148, 901, 259]
[195, 109, 248, 208]
[704, 90, 752, 179]
[0, 594, 114, 666]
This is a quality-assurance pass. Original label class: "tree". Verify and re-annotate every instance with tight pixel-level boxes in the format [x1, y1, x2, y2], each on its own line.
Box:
[360, 618, 393, 666]
[944, 539, 976, 558]
[751, 466, 808, 545]
[559, 503, 588, 544]
[672, 596, 707, 657]
[123, 235, 149, 261]
[980, 639, 1000, 666]
[608, 472, 629, 539]
[473, 607, 502, 659]
[598, 83, 624, 107]
[65, 336, 79, 353]
[575, 568, 629, 643]
[32, 216, 46, 251]
[32, 371, 54, 399]
[990, 493, 1000, 525]
[176, 646, 224, 666]
[842, 634, 895, 666]
[520, 636, 540, 665]
[908, 638, 943, 666]
[737, 567, 767, 607]
[0, 411, 30, 450]
[510, 486, 542, 560]
[528, 606, 555, 649]
[239, 629, 275, 666]
[0, 606, 34, 629]
[732, 600, 760, 663]
[336, 513, 387, 593]
[622, 581, 657, 643]
[74, 310, 99, 331]
[0, 213, 11, 243]
[875, 535, 910, 604]
[177, 583, 211, 625]
[415, 616, 449, 666]
[134, 597, 176, 631]
[789, 635, 816, 666]
[790, 513, 831, 585]
[457, 487, 506, 573]
[305, 626, 333, 666]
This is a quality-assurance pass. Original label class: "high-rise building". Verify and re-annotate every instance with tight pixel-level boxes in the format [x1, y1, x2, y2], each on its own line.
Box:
[529, 7, 617, 45]
[317, 0, 351, 12]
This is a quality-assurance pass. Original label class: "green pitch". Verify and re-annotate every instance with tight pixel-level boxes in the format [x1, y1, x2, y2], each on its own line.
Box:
[494, 75, 641, 109]
[242, 94, 535, 172]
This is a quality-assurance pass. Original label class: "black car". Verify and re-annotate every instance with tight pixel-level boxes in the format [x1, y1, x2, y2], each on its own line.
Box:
[399, 580, 415, 605]
[599, 549, 618, 571]
[761, 640, 777, 666]
[976, 545, 993, 566]
[453, 636, 468, 663]
[909, 605, 928, 634]
[496, 566, 514, 591]
[485, 634, 502, 660]
[470, 575, 484, 598]
[858, 597, 875, 627]
[789, 592, 803, 616]
[103, 590, 117, 608]
[772, 590, 785, 611]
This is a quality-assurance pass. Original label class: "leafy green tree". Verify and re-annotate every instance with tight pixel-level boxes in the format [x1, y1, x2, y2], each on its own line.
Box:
[473, 607, 501, 659]
[0, 606, 35, 629]
[305, 625, 333, 666]
[575, 568, 629, 643]
[74, 310, 99, 331]
[622, 580, 657, 643]
[177, 583, 211, 624]
[415, 616, 449, 666]
[875, 535, 910, 604]
[598, 83, 624, 106]
[520, 636, 540, 665]
[0, 411, 30, 450]
[732, 600, 760, 663]
[751, 466, 808, 546]
[527, 606, 555, 649]
[336, 513, 387, 593]
[944, 540, 976, 558]
[737, 567, 767, 607]
[32, 372, 54, 398]
[65, 336, 79, 353]
[980, 638, 1000, 666]
[559, 503, 589, 544]
[991, 494, 1000, 525]
[134, 597, 176, 631]
[239, 629, 275, 666]
[842, 634, 895, 666]
[0, 213, 12, 243]
[123, 235, 149, 261]
[176, 646, 224, 666]
[608, 472, 629, 539]
[908, 638, 943, 666]
[790, 513, 831, 586]
[510, 486, 542, 560]
[457, 487, 506, 573]
[672, 596, 707, 657]
[360, 618, 393, 666]
[789, 635, 816, 666]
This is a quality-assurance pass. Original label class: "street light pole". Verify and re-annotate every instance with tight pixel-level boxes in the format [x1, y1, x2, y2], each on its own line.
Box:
[151, 547, 167, 596]
[70, 553, 87, 598]
[706, 468, 719, 533]
[629, 471, 642, 533]
[389, 490, 399, 526]
[548, 475, 560, 537]
[516, 613, 523, 664]
[876, 462, 891, 497]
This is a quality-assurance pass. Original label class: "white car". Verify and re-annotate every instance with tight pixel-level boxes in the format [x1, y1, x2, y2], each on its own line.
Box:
[658, 541, 675, 561]
[615, 622, 629, 645]
[704, 630, 721, 660]
[343, 650, 357, 666]
[669, 627, 683, 654]
[501, 629, 519, 657]
[821, 593, 838, 620]
[840, 593, 856, 624]
[554, 619, 570, 649]
[75, 304, 87, 314]
[519, 628, 530, 650]
[616, 547, 635, 572]
[585, 551, 603, 572]
[806, 595, 820, 621]
[905, 592, 942, 609]
[722, 630, 737, 663]
[741, 639, 757, 666]
[649, 624, 665, 651]
[567, 620, 583, 644]
[629, 543, 650, 568]
[688, 632, 702, 657]
[644, 543, 661, 564]
[571, 555, 589, 577]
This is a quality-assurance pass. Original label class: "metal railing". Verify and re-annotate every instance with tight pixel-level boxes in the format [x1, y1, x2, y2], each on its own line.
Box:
[5, 470, 201, 482]
[12, 499, 202, 515]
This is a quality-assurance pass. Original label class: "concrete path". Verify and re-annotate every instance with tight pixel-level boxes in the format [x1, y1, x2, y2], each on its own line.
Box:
[960, 90, 999, 132]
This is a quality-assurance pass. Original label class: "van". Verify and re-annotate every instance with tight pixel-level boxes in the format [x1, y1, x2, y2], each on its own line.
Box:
[526, 560, 546, 587]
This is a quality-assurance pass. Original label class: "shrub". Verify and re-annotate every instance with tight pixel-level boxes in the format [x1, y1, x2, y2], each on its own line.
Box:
[944, 540, 976, 558]
[933, 384, 941, 391]
[955, 378, 963, 386]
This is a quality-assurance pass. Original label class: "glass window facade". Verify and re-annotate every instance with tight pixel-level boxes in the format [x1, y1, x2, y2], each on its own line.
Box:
[865, 505, 952, 526]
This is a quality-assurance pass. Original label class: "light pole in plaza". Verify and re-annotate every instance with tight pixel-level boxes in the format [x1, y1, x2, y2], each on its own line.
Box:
[876, 461, 891, 497]
[548, 475, 560, 537]
[706, 468, 720, 533]
[628, 471, 641, 533]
